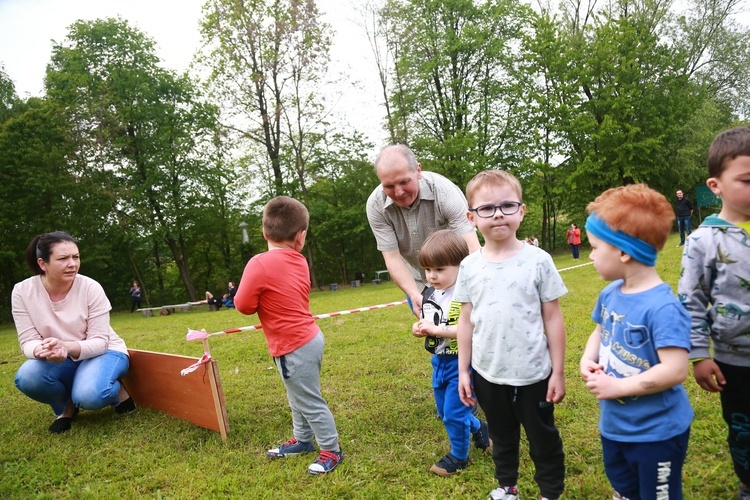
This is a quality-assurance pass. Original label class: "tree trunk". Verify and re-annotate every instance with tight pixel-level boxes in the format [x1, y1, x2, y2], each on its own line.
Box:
[164, 235, 197, 301]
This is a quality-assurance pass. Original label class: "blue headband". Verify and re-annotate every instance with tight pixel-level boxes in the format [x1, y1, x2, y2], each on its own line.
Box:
[585, 214, 658, 266]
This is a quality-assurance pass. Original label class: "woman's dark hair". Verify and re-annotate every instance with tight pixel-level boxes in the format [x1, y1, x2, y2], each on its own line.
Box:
[25, 231, 77, 275]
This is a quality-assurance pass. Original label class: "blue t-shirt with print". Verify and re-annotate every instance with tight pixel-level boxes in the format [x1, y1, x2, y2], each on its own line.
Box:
[592, 280, 693, 442]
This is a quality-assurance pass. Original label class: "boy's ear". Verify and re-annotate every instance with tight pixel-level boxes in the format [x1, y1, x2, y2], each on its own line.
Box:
[466, 210, 477, 227]
[619, 251, 632, 263]
[295, 229, 307, 248]
[261, 228, 270, 241]
[706, 177, 722, 197]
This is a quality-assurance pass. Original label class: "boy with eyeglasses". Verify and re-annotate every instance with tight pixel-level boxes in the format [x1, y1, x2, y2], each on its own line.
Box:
[455, 170, 568, 500]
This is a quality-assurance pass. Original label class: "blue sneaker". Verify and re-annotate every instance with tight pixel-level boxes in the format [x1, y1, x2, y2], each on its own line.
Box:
[429, 452, 469, 476]
[307, 448, 343, 475]
[266, 437, 315, 458]
[740, 483, 750, 500]
[473, 420, 491, 452]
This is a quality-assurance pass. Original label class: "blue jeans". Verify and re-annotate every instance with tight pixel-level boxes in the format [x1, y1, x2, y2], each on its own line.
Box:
[678, 215, 692, 244]
[15, 350, 130, 416]
[570, 244, 580, 259]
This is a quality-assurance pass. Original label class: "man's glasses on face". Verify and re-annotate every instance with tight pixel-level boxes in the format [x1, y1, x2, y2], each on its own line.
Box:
[469, 202, 523, 218]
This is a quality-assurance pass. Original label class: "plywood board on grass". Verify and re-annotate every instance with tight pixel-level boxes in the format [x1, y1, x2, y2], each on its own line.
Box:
[122, 349, 229, 441]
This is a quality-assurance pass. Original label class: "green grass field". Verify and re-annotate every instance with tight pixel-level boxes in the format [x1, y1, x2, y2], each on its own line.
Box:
[0, 235, 735, 498]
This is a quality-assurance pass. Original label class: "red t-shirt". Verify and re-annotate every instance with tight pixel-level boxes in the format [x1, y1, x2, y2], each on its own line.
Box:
[234, 249, 319, 357]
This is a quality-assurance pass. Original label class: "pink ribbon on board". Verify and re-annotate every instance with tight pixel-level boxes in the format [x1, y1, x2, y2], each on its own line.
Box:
[180, 329, 213, 376]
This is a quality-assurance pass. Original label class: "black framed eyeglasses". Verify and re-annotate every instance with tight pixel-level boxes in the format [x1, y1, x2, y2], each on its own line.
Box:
[469, 202, 523, 218]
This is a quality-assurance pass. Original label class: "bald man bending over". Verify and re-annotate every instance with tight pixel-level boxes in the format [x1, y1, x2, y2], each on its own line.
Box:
[366, 145, 480, 317]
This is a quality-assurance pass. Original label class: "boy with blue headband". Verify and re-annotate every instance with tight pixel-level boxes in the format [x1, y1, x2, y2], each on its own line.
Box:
[580, 184, 693, 500]
[678, 126, 750, 499]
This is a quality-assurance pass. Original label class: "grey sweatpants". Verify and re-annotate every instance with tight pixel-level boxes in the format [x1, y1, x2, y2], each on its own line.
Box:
[274, 331, 339, 451]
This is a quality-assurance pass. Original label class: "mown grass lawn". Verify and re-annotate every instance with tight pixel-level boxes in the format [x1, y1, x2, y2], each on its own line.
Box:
[0, 234, 735, 498]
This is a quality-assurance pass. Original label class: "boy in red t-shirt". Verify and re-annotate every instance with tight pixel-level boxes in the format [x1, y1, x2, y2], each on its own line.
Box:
[234, 196, 342, 475]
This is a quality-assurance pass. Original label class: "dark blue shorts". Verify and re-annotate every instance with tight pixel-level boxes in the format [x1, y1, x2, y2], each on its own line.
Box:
[602, 427, 690, 500]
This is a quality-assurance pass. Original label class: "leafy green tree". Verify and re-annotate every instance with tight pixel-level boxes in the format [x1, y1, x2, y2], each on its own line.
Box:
[306, 132, 381, 284]
[672, 98, 736, 194]
[569, 13, 698, 197]
[0, 64, 17, 123]
[360, 0, 410, 143]
[380, 0, 534, 186]
[513, 11, 579, 250]
[675, 0, 750, 117]
[45, 18, 226, 301]
[0, 96, 116, 318]
[199, 0, 332, 196]
[521, 0, 746, 237]
[183, 133, 248, 295]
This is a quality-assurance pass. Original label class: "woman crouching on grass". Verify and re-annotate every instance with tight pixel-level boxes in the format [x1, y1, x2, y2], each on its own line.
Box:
[12, 231, 136, 433]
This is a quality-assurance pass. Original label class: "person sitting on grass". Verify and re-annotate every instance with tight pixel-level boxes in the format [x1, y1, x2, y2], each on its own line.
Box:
[234, 196, 343, 475]
[222, 293, 235, 309]
[412, 229, 490, 477]
[581, 184, 693, 500]
[204, 291, 222, 310]
[225, 281, 237, 308]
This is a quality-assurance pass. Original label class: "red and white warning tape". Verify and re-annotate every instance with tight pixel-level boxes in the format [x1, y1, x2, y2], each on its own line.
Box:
[557, 261, 593, 272]
[182, 300, 407, 374]
[186, 299, 409, 342]
[182, 262, 589, 375]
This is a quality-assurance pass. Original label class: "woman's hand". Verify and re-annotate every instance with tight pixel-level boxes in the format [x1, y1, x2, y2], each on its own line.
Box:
[37, 338, 68, 363]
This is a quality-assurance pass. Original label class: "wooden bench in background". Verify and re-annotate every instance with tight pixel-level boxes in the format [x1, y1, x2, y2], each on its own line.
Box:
[136, 307, 162, 317]
[137, 302, 201, 317]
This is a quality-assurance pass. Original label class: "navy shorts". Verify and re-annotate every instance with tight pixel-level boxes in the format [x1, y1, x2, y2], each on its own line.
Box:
[602, 427, 690, 500]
